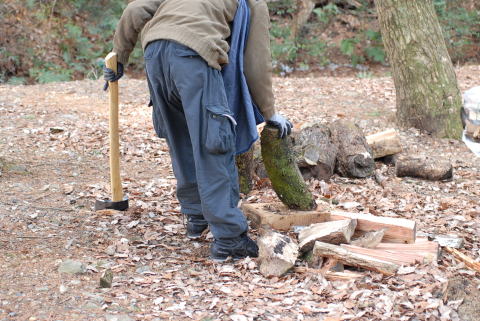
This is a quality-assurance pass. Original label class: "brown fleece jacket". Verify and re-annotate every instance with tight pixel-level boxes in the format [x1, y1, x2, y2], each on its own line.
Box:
[113, 0, 276, 119]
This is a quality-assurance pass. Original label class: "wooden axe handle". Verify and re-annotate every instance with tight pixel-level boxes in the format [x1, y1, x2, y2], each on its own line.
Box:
[105, 52, 123, 202]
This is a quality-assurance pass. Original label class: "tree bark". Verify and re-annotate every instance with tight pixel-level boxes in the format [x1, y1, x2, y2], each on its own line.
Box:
[374, 0, 463, 138]
[292, 123, 337, 181]
[236, 148, 254, 195]
[261, 126, 316, 210]
[329, 120, 374, 178]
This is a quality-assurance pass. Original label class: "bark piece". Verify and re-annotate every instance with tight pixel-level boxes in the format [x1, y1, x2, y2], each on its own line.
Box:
[298, 219, 357, 252]
[330, 211, 416, 244]
[313, 241, 399, 275]
[292, 122, 338, 181]
[329, 120, 374, 178]
[242, 202, 330, 231]
[257, 230, 299, 277]
[374, 0, 463, 138]
[351, 229, 385, 248]
[366, 129, 402, 159]
[395, 156, 453, 181]
[261, 125, 316, 210]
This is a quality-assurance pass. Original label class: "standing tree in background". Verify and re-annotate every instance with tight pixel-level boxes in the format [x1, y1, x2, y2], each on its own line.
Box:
[374, 0, 463, 138]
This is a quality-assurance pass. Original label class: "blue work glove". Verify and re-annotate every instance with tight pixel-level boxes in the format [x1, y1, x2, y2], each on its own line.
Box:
[266, 114, 293, 139]
[103, 62, 124, 91]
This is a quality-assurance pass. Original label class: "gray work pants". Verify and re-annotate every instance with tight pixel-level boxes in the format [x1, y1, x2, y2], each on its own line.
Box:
[144, 40, 248, 242]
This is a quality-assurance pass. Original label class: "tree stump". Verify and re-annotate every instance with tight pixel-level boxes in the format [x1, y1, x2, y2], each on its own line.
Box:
[261, 125, 316, 210]
[329, 120, 374, 178]
[292, 123, 338, 181]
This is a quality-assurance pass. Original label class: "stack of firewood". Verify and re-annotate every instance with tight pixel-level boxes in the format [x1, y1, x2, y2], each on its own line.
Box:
[243, 202, 441, 278]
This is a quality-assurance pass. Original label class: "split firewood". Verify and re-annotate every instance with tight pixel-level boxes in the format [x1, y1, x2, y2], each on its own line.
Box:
[395, 156, 453, 181]
[313, 241, 399, 275]
[444, 247, 480, 273]
[292, 123, 338, 181]
[351, 229, 385, 248]
[330, 211, 416, 244]
[242, 202, 330, 231]
[257, 230, 299, 277]
[341, 244, 436, 265]
[366, 129, 402, 159]
[375, 238, 440, 262]
[294, 266, 364, 281]
[328, 119, 375, 178]
[298, 219, 357, 252]
[261, 125, 316, 210]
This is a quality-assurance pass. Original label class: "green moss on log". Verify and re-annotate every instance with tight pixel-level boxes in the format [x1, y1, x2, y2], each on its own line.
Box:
[261, 126, 316, 210]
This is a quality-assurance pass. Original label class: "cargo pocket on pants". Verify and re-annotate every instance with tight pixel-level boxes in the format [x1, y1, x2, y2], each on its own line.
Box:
[205, 105, 237, 154]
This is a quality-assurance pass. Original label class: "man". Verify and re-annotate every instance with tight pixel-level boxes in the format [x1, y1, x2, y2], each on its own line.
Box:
[104, 0, 292, 261]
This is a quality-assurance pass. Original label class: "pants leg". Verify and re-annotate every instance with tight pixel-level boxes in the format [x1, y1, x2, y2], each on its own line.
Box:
[145, 43, 202, 217]
[145, 40, 248, 241]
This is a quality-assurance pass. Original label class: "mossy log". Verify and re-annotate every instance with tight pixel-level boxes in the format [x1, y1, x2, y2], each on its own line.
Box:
[260, 125, 316, 210]
[236, 148, 254, 195]
[329, 120, 374, 178]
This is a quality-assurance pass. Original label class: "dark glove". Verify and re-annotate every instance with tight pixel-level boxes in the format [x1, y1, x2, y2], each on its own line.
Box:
[266, 114, 293, 139]
[103, 62, 124, 91]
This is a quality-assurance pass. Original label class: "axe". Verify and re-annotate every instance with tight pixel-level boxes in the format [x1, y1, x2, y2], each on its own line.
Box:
[95, 52, 129, 211]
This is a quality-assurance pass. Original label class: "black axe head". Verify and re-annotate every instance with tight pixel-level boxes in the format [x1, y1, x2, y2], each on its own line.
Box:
[94, 197, 129, 211]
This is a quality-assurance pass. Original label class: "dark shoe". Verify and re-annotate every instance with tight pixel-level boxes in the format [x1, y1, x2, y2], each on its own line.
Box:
[210, 234, 259, 262]
[186, 215, 208, 239]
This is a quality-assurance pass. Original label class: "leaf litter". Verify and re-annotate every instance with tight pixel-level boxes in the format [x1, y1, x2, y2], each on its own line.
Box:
[0, 66, 479, 320]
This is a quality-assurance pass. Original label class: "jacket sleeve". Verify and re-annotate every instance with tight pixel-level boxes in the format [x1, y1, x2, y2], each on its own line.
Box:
[244, 0, 276, 119]
[113, 0, 164, 65]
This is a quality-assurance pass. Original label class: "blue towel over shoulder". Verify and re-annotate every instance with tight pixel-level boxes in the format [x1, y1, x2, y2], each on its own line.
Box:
[222, 0, 265, 155]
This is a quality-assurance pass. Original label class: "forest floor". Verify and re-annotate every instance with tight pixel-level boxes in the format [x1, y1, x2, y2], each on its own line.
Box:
[0, 65, 479, 321]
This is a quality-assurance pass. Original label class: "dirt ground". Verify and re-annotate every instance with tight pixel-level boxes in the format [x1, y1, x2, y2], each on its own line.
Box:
[0, 65, 479, 321]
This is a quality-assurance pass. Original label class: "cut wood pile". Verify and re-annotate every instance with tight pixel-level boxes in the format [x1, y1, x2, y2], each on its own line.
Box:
[289, 123, 453, 181]
[244, 202, 445, 278]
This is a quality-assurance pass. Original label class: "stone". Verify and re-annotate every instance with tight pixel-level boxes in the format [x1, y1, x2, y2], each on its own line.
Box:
[105, 314, 134, 321]
[58, 259, 86, 274]
[100, 269, 113, 288]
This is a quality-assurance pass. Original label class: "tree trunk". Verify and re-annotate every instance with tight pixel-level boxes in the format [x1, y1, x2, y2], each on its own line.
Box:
[374, 0, 463, 138]
[236, 148, 254, 195]
[291, 0, 315, 40]
[261, 126, 316, 210]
